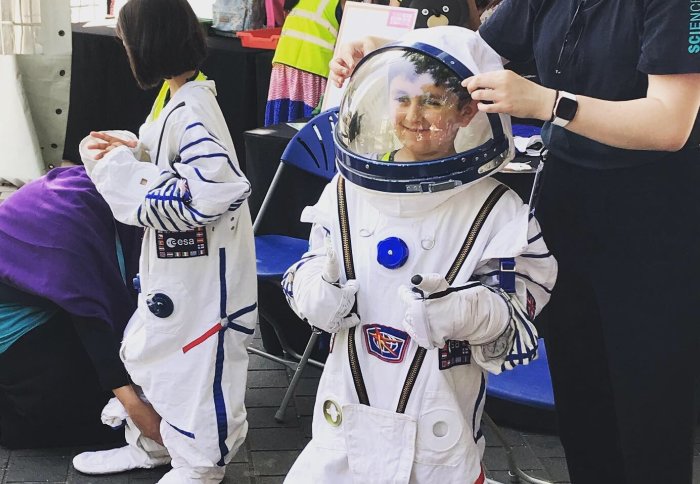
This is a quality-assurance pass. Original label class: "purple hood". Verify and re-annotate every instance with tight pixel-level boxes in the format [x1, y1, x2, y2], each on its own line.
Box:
[0, 166, 141, 334]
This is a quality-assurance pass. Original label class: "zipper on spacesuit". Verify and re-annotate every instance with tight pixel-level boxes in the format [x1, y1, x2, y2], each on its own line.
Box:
[338, 178, 510, 412]
[338, 178, 370, 405]
[337, 178, 356, 280]
[396, 346, 427, 413]
[445, 184, 510, 284]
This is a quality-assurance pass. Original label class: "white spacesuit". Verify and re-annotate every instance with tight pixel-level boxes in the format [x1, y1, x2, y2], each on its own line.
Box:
[76, 80, 257, 483]
[282, 27, 557, 484]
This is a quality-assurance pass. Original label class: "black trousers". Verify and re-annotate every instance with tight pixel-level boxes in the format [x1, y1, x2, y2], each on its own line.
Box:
[535, 151, 700, 484]
[0, 313, 124, 449]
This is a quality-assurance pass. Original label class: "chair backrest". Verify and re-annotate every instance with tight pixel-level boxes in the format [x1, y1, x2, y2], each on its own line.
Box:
[253, 109, 339, 235]
[280, 108, 339, 181]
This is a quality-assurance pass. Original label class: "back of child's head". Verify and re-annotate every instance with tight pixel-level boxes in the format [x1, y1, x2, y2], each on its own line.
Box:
[117, 0, 207, 89]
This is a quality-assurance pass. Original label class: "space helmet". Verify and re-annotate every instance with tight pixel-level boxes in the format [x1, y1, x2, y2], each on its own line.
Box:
[334, 26, 514, 194]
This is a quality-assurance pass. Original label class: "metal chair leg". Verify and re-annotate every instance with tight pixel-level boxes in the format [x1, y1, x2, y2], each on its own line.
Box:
[274, 328, 322, 422]
[482, 413, 553, 484]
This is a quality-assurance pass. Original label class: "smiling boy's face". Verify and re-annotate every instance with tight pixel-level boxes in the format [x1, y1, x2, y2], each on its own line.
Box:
[390, 73, 475, 162]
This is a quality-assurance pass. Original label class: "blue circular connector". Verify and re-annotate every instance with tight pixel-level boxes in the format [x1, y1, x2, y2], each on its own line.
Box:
[146, 293, 174, 318]
[377, 237, 409, 269]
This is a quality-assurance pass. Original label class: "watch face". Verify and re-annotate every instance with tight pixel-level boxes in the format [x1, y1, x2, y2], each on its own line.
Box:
[556, 96, 578, 121]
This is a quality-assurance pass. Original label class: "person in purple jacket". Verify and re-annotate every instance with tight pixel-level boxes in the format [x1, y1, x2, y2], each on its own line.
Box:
[0, 166, 158, 449]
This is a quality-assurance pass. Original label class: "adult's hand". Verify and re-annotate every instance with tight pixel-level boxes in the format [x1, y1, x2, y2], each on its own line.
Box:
[328, 36, 390, 88]
[462, 70, 556, 121]
[87, 131, 138, 160]
[113, 385, 163, 445]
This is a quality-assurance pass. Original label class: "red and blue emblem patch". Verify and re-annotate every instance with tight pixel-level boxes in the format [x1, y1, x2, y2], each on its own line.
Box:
[362, 324, 410, 363]
[526, 290, 536, 320]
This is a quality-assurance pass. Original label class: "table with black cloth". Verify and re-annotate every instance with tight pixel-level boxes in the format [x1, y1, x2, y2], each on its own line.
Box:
[64, 22, 275, 170]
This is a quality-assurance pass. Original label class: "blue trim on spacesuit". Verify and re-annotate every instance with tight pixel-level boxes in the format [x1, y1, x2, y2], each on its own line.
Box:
[480, 270, 553, 295]
[159, 185, 183, 231]
[149, 206, 170, 231]
[527, 232, 543, 244]
[193, 167, 219, 183]
[168, 421, 195, 439]
[472, 374, 485, 443]
[165, 184, 195, 229]
[213, 247, 230, 466]
[181, 136, 227, 154]
[185, 205, 220, 220]
[520, 251, 552, 259]
[185, 122, 221, 141]
[227, 302, 257, 335]
[213, 329, 229, 466]
[181, 152, 229, 165]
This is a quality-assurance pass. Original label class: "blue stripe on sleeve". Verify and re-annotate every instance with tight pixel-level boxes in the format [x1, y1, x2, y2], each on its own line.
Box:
[180, 136, 227, 154]
[520, 252, 552, 259]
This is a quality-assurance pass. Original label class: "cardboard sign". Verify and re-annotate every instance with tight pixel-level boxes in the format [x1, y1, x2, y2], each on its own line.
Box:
[321, 2, 416, 111]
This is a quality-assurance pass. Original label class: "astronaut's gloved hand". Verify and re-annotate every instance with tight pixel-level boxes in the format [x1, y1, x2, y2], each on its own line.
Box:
[398, 273, 449, 349]
[399, 273, 510, 350]
[293, 247, 360, 333]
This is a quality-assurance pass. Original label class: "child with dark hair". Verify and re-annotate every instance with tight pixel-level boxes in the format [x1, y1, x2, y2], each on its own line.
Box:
[380, 51, 477, 162]
[72, 1, 257, 482]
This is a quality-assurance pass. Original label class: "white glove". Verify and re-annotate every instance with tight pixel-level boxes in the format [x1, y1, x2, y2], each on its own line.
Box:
[398, 274, 448, 349]
[101, 397, 128, 428]
[292, 246, 360, 333]
[399, 273, 510, 350]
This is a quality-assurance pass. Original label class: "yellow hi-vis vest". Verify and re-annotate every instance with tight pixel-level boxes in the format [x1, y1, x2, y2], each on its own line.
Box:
[272, 0, 339, 78]
[147, 71, 208, 122]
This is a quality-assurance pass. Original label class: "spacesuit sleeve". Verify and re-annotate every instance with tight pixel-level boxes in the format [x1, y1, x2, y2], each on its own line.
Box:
[469, 207, 558, 374]
[90, 115, 251, 231]
[282, 181, 335, 322]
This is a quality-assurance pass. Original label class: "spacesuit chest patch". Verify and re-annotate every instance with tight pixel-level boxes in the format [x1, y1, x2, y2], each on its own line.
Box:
[362, 324, 410, 363]
[438, 340, 471, 370]
[526, 290, 536, 320]
[156, 227, 208, 258]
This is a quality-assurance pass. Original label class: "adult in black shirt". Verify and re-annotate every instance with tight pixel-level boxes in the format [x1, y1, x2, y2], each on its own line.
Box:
[329, 1, 700, 482]
[467, 1, 700, 483]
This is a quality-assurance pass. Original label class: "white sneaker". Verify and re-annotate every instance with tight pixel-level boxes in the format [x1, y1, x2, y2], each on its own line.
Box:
[72, 445, 171, 475]
[485, 479, 505, 484]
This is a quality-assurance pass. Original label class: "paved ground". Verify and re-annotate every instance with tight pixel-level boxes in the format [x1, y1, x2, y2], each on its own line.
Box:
[1, 330, 699, 483]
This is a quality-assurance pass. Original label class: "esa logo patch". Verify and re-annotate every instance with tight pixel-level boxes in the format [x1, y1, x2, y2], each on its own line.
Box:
[362, 324, 410, 363]
[156, 226, 207, 258]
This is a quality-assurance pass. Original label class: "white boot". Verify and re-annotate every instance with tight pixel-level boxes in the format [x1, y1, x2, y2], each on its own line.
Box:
[157, 465, 225, 484]
[72, 444, 171, 475]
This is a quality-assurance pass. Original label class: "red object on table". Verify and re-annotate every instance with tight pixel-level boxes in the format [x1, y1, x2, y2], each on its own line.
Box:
[236, 28, 282, 50]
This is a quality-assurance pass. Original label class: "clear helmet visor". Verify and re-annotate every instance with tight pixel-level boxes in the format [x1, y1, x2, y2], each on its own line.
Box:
[337, 49, 494, 163]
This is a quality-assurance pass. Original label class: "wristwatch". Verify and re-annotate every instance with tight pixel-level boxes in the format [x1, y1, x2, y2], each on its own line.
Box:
[550, 90, 578, 127]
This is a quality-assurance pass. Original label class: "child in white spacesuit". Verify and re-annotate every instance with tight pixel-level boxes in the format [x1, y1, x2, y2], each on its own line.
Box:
[282, 26, 557, 484]
[71, 1, 257, 483]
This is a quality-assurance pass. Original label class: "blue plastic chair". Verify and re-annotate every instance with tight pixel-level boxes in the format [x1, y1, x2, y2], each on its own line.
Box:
[249, 108, 339, 422]
[484, 338, 555, 484]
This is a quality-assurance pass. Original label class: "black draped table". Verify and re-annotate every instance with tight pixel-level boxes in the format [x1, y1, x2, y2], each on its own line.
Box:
[64, 22, 275, 170]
